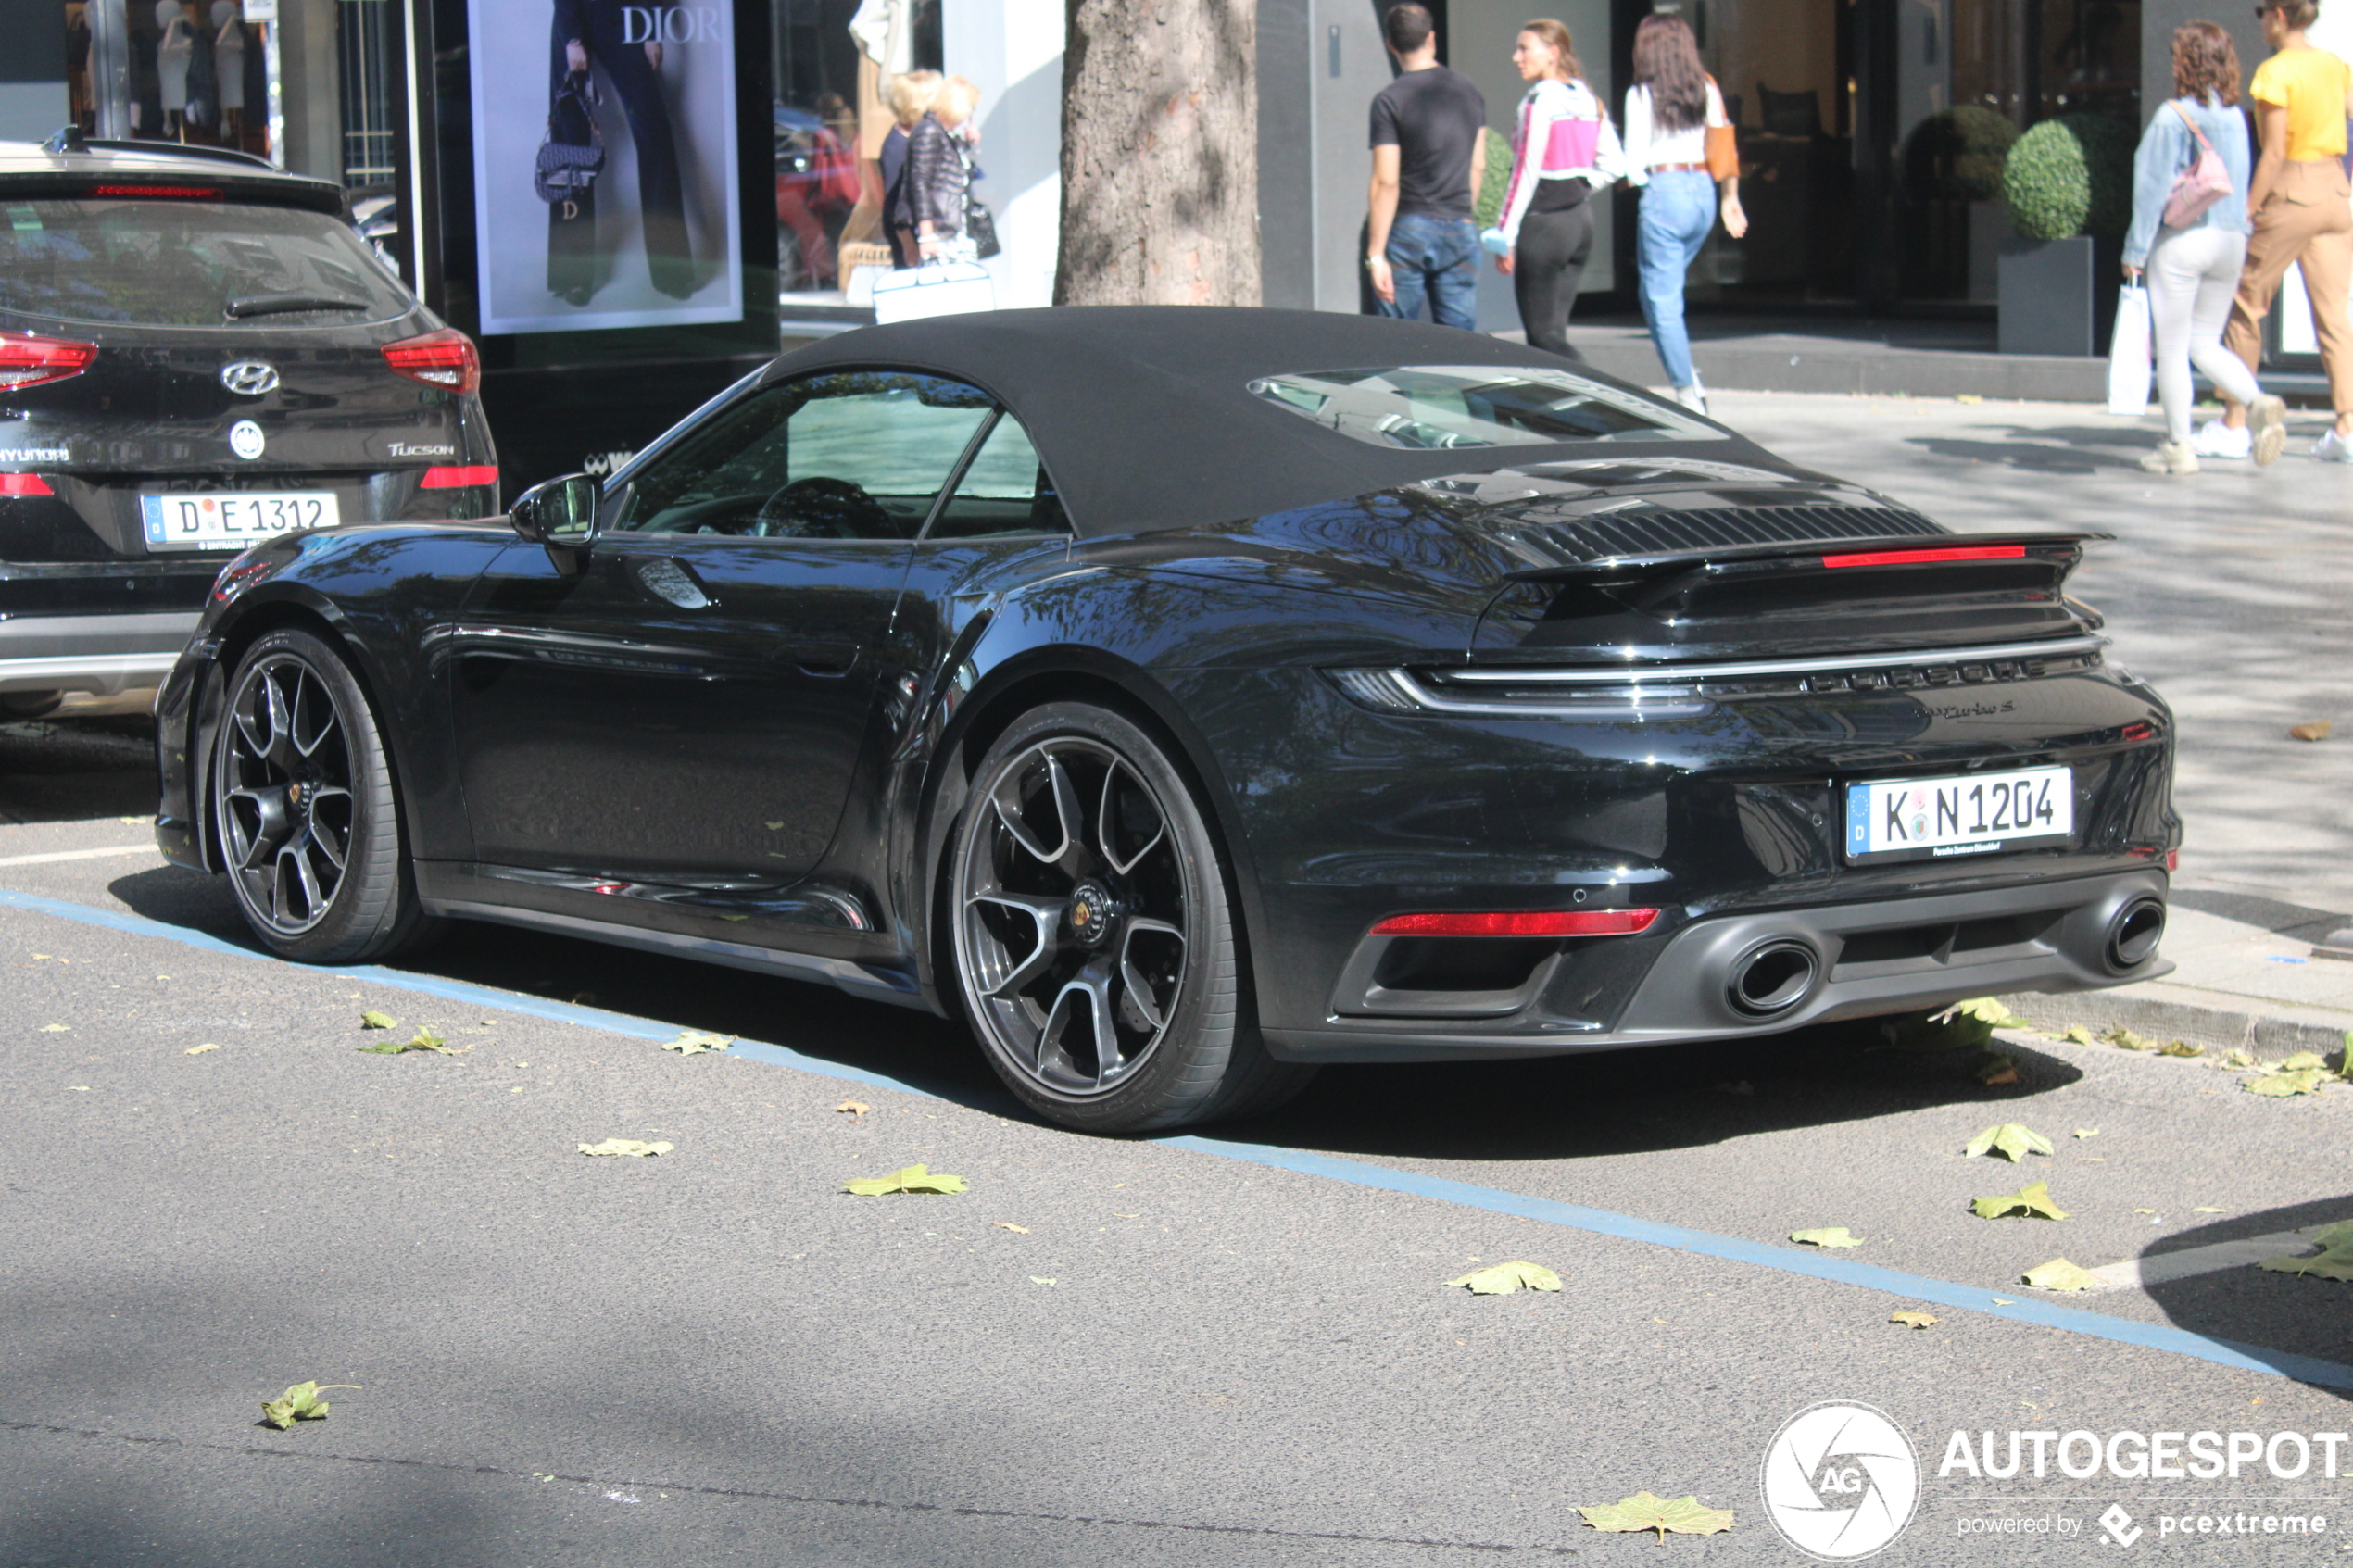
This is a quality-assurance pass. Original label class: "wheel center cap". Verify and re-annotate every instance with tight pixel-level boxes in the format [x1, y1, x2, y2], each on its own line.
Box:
[1067, 879, 1116, 947]
[286, 782, 304, 808]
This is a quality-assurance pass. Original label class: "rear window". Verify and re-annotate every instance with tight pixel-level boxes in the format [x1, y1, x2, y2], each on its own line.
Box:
[0, 198, 411, 328]
[1246, 365, 1721, 449]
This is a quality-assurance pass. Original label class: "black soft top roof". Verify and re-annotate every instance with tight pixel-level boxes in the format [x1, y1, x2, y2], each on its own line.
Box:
[766, 306, 1768, 536]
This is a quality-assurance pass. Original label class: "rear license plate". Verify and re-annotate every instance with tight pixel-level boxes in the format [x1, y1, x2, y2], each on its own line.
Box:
[140, 492, 339, 551]
[1843, 766, 2072, 863]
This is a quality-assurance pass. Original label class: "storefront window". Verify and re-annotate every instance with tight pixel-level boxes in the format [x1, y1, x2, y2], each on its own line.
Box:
[1670, 0, 2134, 310]
[65, 0, 413, 283]
[774, 0, 939, 304]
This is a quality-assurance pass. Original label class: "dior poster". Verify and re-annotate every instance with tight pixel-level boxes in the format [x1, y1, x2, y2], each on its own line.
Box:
[465, 0, 744, 334]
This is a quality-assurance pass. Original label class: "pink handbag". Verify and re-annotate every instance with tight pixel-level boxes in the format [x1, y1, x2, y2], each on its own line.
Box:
[2162, 102, 2233, 228]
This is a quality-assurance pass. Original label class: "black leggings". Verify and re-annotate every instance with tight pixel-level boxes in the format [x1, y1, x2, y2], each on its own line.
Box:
[1513, 202, 1594, 360]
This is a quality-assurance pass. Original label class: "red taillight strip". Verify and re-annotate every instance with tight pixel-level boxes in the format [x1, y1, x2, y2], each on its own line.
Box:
[0, 332, 98, 390]
[90, 183, 224, 199]
[381, 328, 481, 395]
[0, 473, 53, 496]
[420, 464, 499, 489]
[1369, 909, 1660, 937]
[1821, 545, 2028, 569]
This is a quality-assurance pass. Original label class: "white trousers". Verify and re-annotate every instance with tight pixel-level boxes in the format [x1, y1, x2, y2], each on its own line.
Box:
[2147, 226, 2260, 443]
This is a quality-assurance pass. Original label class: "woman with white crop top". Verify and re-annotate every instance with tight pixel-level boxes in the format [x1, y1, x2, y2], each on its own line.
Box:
[1479, 18, 1625, 359]
[1623, 13, 1745, 415]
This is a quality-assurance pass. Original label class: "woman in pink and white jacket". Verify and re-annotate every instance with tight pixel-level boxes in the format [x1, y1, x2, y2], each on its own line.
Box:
[1480, 18, 1626, 359]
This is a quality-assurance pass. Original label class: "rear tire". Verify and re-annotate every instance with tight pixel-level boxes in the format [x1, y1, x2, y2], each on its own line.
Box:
[211, 628, 439, 963]
[945, 701, 1315, 1133]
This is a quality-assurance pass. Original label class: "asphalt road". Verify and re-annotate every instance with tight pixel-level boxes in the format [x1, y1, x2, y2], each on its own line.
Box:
[6, 394, 2353, 1565]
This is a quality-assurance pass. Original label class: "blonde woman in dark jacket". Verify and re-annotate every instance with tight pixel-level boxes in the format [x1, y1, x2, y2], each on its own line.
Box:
[896, 75, 983, 262]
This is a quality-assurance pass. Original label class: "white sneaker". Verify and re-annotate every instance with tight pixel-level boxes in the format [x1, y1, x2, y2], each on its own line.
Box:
[2316, 428, 2353, 463]
[1674, 383, 1710, 417]
[2249, 395, 2288, 466]
[2189, 418, 2252, 459]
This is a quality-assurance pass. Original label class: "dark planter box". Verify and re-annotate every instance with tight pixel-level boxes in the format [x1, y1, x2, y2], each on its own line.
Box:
[1997, 233, 2124, 357]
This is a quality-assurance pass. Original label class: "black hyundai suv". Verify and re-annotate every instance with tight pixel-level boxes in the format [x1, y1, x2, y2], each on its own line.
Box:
[0, 132, 497, 717]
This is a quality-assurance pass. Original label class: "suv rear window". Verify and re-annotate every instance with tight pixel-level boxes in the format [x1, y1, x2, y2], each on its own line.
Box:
[1247, 365, 1721, 449]
[0, 198, 410, 328]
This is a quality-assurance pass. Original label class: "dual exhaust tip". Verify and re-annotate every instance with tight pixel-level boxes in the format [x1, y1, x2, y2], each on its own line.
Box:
[1721, 896, 2167, 1022]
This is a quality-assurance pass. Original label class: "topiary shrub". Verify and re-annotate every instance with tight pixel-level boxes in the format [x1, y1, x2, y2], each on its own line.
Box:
[1902, 105, 2019, 203]
[1475, 125, 1515, 231]
[2002, 113, 2134, 240]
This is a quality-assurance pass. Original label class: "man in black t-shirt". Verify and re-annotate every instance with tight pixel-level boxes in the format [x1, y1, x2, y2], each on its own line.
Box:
[1366, 4, 1487, 330]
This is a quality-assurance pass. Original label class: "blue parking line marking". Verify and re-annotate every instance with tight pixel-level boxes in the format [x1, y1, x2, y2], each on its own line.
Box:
[7, 881, 2350, 1393]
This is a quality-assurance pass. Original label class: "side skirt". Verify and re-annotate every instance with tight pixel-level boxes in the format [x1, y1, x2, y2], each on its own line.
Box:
[416, 879, 938, 1013]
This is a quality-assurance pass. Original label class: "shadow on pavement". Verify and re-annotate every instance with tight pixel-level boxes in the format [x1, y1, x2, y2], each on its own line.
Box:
[2139, 1199, 2353, 1390]
[0, 716, 157, 825]
[106, 864, 2075, 1160]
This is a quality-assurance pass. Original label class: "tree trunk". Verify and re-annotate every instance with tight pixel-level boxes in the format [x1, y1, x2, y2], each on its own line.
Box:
[1054, 0, 1260, 306]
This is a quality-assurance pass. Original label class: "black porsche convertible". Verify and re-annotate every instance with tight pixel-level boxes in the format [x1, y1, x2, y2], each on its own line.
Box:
[153, 308, 2177, 1132]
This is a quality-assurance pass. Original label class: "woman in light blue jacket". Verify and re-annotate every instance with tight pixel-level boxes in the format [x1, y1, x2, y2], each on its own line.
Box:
[2124, 21, 2285, 472]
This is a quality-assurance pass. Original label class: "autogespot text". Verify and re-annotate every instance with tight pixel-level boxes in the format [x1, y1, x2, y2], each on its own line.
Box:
[1939, 1428, 2352, 1480]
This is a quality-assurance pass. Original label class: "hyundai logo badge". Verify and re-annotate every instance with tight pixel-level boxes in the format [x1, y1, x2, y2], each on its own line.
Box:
[220, 361, 280, 396]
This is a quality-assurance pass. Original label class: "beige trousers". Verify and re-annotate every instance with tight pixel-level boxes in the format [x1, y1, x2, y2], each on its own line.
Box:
[2223, 157, 2353, 414]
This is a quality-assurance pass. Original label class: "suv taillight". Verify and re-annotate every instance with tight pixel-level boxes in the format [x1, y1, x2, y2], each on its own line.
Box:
[0, 332, 97, 390]
[381, 328, 480, 395]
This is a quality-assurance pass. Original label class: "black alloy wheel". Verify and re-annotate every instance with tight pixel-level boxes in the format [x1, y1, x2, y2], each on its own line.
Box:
[947, 702, 1315, 1132]
[212, 628, 436, 962]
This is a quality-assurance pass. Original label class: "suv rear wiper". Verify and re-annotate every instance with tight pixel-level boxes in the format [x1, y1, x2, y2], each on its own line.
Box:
[225, 292, 372, 319]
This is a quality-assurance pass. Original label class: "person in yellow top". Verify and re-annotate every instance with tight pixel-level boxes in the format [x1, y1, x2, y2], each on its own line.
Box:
[2215, 0, 2353, 460]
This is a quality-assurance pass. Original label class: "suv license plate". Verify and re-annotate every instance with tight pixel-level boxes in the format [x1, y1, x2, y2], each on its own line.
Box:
[141, 492, 339, 551]
[1843, 765, 2072, 864]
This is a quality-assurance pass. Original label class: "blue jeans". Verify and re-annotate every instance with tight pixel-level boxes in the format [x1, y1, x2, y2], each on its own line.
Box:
[1636, 171, 1717, 387]
[1375, 213, 1478, 331]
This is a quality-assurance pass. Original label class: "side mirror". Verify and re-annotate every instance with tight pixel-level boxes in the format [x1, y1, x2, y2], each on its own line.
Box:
[508, 472, 599, 546]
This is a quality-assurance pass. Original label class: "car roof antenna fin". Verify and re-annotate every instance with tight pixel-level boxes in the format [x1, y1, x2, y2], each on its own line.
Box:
[43, 125, 89, 155]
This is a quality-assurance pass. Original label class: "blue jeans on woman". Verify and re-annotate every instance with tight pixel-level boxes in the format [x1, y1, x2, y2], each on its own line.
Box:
[1636, 170, 1717, 388]
[1375, 213, 1479, 331]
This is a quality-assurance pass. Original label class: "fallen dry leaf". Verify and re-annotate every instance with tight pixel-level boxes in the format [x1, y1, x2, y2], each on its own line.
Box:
[2158, 1041, 2203, 1058]
[2022, 1258, 2102, 1291]
[1977, 1056, 2021, 1085]
[259, 1381, 356, 1430]
[1446, 1260, 1562, 1295]
[2060, 1026, 2096, 1046]
[579, 1138, 674, 1157]
[39, 1023, 69, 1033]
[1889, 1311, 1938, 1329]
[2260, 1241, 2353, 1281]
[183, 1043, 219, 1056]
[359, 1010, 397, 1030]
[2245, 1068, 2327, 1098]
[1965, 1123, 2054, 1161]
[2102, 1027, 2150, 1051]
[836, 1099, 871, 1121]
[990, 1221, 1029, 1234]
[662, 1030, 734, 1056]
[2073, 1126, 2099, 1139]
[844, 1163, 967, 1195]
[1578, 1492, 1734, 1543]
[357, 1027, 464, 1056]
[1972, 1180, 2068, 1221]
[2289, 721, 2332, 742]
[1790, 1227, 1863, 1248]
[1029, 1276, 1058, 1286]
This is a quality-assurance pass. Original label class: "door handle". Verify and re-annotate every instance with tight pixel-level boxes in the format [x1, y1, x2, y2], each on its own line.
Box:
[786, 640, 859, 675]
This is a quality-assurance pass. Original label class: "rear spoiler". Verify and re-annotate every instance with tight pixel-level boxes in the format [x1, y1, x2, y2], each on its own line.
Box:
[1498, 530, 2111, 583]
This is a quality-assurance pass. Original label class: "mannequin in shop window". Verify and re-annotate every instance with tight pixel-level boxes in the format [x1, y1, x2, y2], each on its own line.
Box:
[156, 0, 194, 138]
[212, 1, 245, 145]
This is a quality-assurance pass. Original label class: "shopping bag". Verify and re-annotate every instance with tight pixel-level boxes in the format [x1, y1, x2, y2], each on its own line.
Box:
[872, 259, 995, 324]
[2106, 282, 2151, 417]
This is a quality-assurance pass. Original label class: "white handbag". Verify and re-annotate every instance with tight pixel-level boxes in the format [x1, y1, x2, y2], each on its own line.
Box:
[2107, 282, 2152, 417]
[872, 259, 995, 324]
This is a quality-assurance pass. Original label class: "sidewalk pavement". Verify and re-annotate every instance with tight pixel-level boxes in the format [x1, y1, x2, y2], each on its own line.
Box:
[1715, 388, 2353, 1060]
